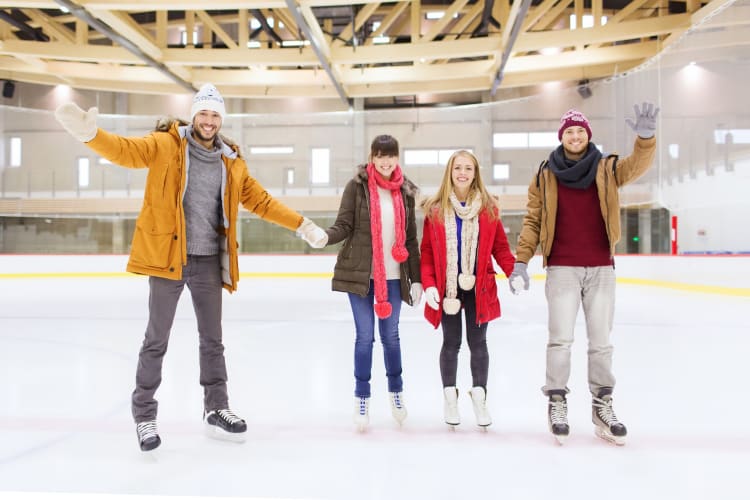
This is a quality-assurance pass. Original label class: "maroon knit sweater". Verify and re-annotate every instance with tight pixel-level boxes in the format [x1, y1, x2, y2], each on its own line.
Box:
[548, 183, 613, 267]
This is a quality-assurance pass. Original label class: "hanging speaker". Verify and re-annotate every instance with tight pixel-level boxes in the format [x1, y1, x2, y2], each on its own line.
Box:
[2, 81, 15, 99]
[576, 79, 592, 99]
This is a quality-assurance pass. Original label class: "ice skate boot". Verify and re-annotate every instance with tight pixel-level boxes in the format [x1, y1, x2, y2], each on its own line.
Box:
[353, 396, 370, 431]
[547, 391, 570, 445]
[136, 420, 161, 452]
[389, 392, 407, 425]
[204, 408, 247, 443]
[443, 386, 460, 427]
[592, 390, 627, 446]
[469, 386, 492, 429]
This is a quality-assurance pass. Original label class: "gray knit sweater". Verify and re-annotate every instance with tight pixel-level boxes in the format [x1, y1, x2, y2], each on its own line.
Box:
[183, 129, 224, 255]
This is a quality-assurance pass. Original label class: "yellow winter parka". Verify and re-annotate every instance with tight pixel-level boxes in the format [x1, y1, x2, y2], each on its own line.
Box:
[516, 136, 656, 267]
[85, 120, 303, 292]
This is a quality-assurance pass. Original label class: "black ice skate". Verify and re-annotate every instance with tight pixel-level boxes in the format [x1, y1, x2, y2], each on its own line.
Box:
[547, 391, 570, 445]
[592, 391, 627, 446]
[136, 420, 161, 452]
[204, 409, 247, 443]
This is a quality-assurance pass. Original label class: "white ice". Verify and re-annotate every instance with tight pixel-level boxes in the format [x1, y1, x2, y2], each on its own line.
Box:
[0, 255, 748, 500]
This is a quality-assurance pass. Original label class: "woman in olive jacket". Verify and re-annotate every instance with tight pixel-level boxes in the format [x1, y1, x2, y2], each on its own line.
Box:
[324, 135, 422, 431]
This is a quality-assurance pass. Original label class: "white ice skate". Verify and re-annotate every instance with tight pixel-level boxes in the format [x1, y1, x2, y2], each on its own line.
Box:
[443, 386, 460, 428]
[353, 396, 370, 432]
[389, 392, 407, 425]
[469, 387, 492, 431]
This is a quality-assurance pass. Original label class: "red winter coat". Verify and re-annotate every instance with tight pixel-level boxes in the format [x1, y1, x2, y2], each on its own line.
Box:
[420, 208, 516, 329]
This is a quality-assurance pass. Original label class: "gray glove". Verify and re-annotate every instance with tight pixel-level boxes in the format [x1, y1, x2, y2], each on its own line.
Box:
[509, 262, 530, 295]
[54, 102, 99, 142]
[625, 102, 660, 139]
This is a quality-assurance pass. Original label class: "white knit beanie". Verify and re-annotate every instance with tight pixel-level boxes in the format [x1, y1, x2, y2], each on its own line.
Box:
[191, 83, 225, 120]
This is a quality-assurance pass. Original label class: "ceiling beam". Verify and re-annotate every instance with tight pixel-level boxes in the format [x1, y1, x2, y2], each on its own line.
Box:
[54, 0, 196, 92]
[285, 0, 350, 104]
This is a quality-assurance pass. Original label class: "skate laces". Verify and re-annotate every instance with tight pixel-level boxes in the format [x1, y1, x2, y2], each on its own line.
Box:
[549, 397, 568, 424]
[215, 409, 243, 425]
[390, 392, 404, 409]
[358, 397, 368, 416]
[593, 396, 620, 426]
[136, 420, 158, 440]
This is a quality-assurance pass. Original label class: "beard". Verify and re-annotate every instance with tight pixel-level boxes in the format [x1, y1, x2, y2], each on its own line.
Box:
[193, 126, 218, 144]
[563, 142, 587, 157]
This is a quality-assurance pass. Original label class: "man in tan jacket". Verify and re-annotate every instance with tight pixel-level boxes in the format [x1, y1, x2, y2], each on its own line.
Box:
[55, 83, 327, 452]
[509, 103, 658, 446]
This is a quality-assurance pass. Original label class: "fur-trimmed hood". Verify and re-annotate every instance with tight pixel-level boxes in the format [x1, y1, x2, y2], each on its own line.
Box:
[352, 163, 419, 198]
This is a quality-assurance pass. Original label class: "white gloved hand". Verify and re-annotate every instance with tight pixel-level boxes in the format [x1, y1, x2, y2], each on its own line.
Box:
[54, 102, 99, 142]
[509, 262, 530, 295]
[410, 283, 423, 306]
[425, 286, 440, 311]
[296, 217, 328, 248]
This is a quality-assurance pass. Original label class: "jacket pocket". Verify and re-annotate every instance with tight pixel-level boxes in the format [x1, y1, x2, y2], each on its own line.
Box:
[131, 206, 177, 270]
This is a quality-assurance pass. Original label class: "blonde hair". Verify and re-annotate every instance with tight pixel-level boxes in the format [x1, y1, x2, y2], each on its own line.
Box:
[422, 150, 499, 221]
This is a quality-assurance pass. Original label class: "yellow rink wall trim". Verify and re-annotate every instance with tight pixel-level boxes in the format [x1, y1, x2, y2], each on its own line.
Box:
[0, 272, 747, 297]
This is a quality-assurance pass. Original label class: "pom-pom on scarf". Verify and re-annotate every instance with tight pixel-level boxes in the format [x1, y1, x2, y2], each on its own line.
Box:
[366, 163, 408, 319]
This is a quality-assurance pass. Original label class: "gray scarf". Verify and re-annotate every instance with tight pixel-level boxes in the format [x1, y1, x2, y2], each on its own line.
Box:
[548, 142, 602, 189]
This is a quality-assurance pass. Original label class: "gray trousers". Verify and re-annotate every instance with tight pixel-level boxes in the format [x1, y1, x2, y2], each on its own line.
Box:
[542, 265, 616, 397]
[132, 254, 228, 423]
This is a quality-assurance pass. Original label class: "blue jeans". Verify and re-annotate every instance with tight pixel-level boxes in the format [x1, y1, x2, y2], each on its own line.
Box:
[348, 279, 404, 398]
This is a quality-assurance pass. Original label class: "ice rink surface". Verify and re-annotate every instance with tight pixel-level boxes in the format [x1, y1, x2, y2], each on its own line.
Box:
[0, 255, 748, 500]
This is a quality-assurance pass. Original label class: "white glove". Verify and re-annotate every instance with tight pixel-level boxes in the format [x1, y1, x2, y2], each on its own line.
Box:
[54, 102, 99, 142]
[410, 283, 423, 306]
[296, 217, 328, 248]
[425, 286, 440, 311]
[509, 262, 530, 295]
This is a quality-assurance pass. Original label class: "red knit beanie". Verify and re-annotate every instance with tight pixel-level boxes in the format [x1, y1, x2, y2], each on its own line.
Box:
[558, 109, 592, 141]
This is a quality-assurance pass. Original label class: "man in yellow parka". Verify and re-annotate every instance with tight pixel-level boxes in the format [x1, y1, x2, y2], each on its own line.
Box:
[55, 83, 327, 452]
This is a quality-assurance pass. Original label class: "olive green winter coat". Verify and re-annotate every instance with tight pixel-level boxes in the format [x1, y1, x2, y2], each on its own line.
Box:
[325, 165, 421, 305]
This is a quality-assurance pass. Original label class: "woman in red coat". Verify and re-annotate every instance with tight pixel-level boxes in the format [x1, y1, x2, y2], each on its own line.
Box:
[420, 150, 516, 429]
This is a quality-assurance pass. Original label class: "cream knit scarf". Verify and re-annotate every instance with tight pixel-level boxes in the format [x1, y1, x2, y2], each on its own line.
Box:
[443, 191, 481, 315]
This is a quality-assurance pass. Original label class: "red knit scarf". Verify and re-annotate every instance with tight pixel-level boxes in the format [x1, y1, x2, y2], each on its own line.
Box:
[366, 163, 408, 319]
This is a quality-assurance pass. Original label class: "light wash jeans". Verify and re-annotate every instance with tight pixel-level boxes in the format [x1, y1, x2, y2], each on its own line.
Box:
[347, 279, 403, 398]
[543, 265, 617, 397]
